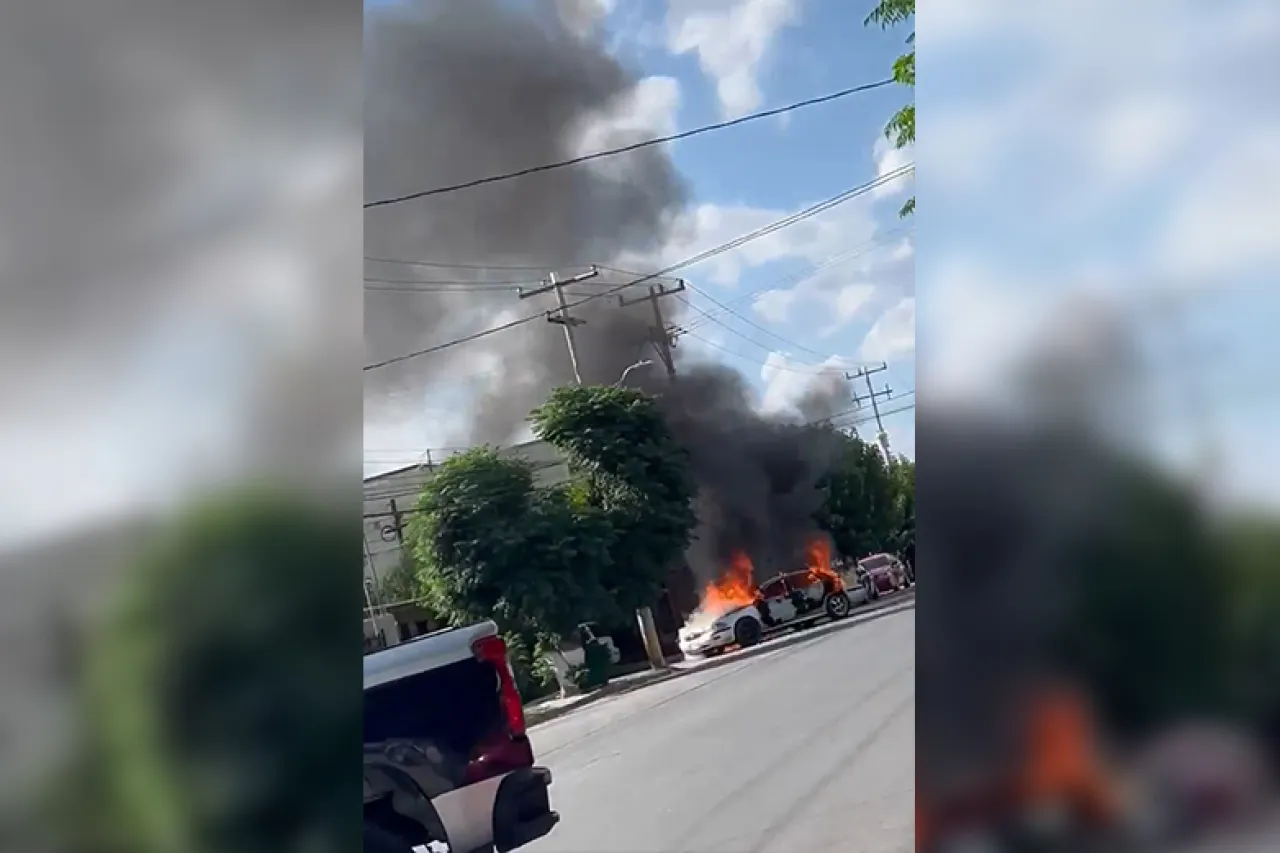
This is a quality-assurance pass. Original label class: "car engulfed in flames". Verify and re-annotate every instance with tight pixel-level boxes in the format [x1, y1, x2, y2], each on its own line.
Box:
[677, 538, 850, 657]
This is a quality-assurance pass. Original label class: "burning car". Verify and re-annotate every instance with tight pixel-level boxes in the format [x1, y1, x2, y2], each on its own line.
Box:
[678, 541, 853, 658]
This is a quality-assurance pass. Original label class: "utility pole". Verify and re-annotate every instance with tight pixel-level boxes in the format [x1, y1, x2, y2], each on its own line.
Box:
[517, 267, 600, 385]
[520, 266, 671, 672]
[618, 279, 688, 672]
[845, 363, 894, 460]
[619, 280, 685, 381]
[362, 530, 388, 617]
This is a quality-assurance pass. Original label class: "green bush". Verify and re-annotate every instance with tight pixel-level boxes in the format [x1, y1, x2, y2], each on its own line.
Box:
[503, 632, 557, 703]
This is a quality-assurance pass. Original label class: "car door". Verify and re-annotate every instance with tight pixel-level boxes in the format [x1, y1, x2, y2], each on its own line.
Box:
[756, 576, 796, 626]
[786, 570, 826, 615]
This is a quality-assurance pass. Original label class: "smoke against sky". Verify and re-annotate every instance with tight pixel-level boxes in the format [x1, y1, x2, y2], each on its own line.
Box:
[364, 0, 854, 578]
[364, 0, 686, 437]
[640, 363, 848, 585]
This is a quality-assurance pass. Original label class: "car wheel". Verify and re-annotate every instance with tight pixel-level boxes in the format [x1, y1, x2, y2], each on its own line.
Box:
[824, 591, 851, 619]
[734, 616, 763, 647]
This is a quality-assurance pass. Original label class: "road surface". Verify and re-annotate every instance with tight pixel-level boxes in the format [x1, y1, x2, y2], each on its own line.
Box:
[527, 607, 915, 853]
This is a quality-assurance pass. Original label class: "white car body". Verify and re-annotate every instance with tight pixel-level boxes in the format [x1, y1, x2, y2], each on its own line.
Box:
[678, 571, 847, 657]
[677, 605, 757, 656]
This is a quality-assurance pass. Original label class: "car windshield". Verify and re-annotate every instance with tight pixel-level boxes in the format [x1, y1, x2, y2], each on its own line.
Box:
[859, 555, 891, 569]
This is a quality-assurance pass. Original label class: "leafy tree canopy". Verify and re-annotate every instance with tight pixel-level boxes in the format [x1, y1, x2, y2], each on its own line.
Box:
[406, 447, 617, 640]
[866, 0, 915, 217]
[815, 434, 903, 560]
[531, 384, 698, 618]
[73, 493, 360, 853]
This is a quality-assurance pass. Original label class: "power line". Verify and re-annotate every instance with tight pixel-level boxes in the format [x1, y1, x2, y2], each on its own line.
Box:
[675, 288, 861, 364]
[678, 308, 847, 367]
[365, 285, 525, 294]
[676, 228, 913, 333]
[364, 257, 581, 272]
[831, 401, 916, 430]
[365, 285, 604, 297]
[363, 79, 894, 209]
[363, 165, 912, 371]
[680, 331, 846, 373]
[364, 276, 541, 287]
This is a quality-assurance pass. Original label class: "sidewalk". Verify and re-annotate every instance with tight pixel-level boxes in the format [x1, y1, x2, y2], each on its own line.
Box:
[524, 665, 681, 728]
[523, 590, 915, 729]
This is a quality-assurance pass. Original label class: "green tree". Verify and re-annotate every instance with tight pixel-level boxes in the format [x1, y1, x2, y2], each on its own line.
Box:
[866, 0, 915, 217]
[1217, 515, 1280, 739]
[815, 434, 901, 559]
[373, 549, 419, 608]
[1053, 459, 1232, 734]
[530, 384, 698, 618]
[405, 447, 617, 642]
[62, 493, 360, 853]
[887, 454, 916, 557]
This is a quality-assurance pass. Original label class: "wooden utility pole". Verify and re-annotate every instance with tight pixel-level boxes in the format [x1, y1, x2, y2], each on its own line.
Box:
[517, 266, 600, 385]
[619, 280, 685, 381]
[618, 279, 688, 671]
[845, 363, 894, 460]
[519, 267, 674, 672]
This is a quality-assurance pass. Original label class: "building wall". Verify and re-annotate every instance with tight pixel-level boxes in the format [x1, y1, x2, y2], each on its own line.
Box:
[362, 441, 572, 602]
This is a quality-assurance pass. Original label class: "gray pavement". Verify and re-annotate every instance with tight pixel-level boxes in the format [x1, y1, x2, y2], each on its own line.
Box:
[528, 607, 916, 853]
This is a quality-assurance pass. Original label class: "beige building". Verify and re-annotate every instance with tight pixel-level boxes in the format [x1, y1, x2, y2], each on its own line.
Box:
[362, 440, 571, 591]
[362, 441, 573, 643]
[362, 439, 697, 656]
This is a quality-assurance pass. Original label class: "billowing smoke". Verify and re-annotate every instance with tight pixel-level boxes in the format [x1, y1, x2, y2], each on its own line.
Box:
[364, 0, 685, 440]
[365, 0, 851, 583]
[634, 364, 849, 586]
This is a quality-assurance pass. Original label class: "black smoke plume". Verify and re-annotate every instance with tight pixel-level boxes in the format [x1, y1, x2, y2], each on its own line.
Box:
[365, 0, 851, 586]
[364, 0, 685, 439]
[635, 364, 849, 587]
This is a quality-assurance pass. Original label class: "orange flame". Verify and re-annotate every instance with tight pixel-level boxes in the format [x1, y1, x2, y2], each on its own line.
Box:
[1017, 685, 1121, 824]
[699, 551, 759, 620]
[802, 536, 845, 591]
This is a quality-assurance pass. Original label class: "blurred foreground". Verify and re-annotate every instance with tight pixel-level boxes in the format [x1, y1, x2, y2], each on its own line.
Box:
[914, 402, 1280, 851]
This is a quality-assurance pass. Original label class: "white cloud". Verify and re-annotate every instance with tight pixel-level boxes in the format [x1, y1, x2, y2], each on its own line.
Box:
[556, 0, 617, 39]
[575, 76, 681, 162]
[860, 297, 915, 363]
[873, 135, 913, 199]
[820, 284, 874, 338]
[917, 256, 1045, 403]
[758, 352, 851, 417]
[927, 0, 1280, 238]
[1154, 128, 1280, 280]
[666, 0, 800, 117]
[753, 288, 798, 324]
[626, 193, 878, 288]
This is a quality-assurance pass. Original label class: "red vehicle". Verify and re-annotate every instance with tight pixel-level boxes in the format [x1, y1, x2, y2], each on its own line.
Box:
[857, 552, 912, 597]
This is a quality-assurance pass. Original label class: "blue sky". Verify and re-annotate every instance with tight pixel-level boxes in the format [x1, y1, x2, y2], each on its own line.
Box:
[916, 0, 1280, 508]
[363, 0, 918, 474]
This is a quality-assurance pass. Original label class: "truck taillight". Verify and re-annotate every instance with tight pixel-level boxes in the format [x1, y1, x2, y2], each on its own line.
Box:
[466, 634, 534, 785]
[471, 634, 527, 738]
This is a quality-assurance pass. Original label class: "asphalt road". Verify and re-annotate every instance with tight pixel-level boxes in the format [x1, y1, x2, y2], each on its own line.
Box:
[527, 606, 915, 853]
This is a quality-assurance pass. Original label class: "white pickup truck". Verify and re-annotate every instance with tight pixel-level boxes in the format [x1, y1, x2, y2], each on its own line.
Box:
[363, 621, 560, 853]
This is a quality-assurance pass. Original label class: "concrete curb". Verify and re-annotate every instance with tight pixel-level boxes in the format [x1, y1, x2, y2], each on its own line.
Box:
[524, 668, 682, 729]
[524, 590, 915, 730]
